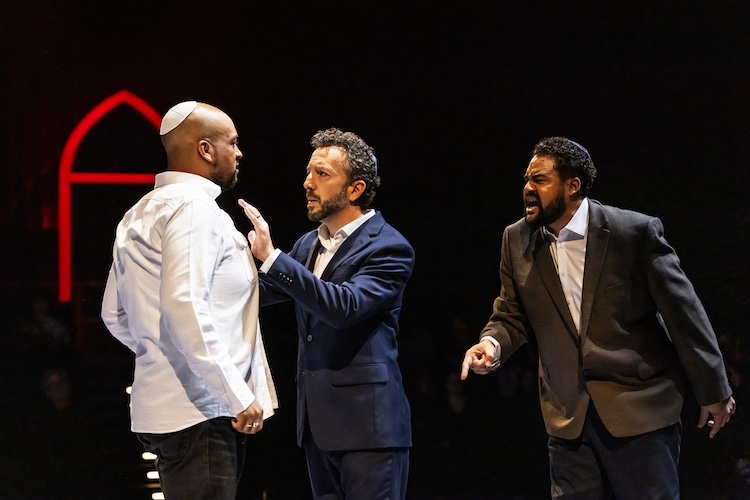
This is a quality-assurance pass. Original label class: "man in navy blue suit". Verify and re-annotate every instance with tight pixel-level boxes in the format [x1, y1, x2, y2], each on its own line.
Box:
[239, 128, 414, 499]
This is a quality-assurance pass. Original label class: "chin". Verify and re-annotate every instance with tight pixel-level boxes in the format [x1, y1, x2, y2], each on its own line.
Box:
[524, 215, 540, 228]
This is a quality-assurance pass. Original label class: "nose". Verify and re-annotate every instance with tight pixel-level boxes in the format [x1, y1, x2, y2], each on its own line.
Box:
[303, 172, 313, 190]
[523, 180, 534, 195]
[235, 144, 243, 159]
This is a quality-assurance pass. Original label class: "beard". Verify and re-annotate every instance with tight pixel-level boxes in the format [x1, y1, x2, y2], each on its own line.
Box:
[219, 170, 239, 192]
[524, 185, 566, 229]
[307, 187, 348, 222]
[210, 161, 238, 192]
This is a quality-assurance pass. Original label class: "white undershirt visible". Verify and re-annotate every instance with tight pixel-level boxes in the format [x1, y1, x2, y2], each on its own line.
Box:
[544, 197, 589, 333]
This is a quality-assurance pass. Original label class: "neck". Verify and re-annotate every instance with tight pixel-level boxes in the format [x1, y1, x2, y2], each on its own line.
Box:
[546, 198, 582, 237]
[322, 205, 366, 235]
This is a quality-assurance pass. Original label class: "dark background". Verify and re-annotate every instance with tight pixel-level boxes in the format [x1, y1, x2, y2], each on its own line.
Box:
[1, 1, 749, 498]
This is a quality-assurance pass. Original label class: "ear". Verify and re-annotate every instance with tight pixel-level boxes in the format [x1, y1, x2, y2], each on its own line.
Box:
[198, 139, 213, 164]
[567, 177, 581, 198]
[347, 180, 366, 203]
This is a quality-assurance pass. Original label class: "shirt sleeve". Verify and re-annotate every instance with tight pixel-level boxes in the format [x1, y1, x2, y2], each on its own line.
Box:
[159, 199, 255, 415]
[259, 248, 282, 274]
[101, 263, 138, 353]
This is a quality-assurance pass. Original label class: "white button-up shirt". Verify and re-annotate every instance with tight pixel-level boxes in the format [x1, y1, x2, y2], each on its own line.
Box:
[102, 171, 275, 434]
[544, 197, 589, 333]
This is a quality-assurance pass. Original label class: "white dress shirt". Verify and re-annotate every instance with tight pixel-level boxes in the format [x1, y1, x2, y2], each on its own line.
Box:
[102, 171, 275, 434]
[543, 197, 589, 333]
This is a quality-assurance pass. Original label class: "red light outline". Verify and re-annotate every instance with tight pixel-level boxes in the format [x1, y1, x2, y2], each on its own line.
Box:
[58, 90, 160, 302]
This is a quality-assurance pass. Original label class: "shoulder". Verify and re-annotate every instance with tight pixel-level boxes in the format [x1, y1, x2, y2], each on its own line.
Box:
[367, 213, 414, 251]
[589, 199, 658, 228]
[503, 217, 533, 243]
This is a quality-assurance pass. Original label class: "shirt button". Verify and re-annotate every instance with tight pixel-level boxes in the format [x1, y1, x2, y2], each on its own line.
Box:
[307, 335, 313, 342]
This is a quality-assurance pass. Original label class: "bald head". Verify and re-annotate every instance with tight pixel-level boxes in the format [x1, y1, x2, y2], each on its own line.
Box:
[160, 102, 243, 191]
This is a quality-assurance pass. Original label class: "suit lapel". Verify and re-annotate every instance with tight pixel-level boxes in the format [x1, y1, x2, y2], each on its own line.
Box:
[304, 239, 321, 271]
[531, 228, 580, 342]
[579, 202, 609, 340]
[319, 213, 380, 282]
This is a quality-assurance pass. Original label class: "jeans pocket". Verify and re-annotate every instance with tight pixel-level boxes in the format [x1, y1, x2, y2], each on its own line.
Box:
[142, 427, 194, 462]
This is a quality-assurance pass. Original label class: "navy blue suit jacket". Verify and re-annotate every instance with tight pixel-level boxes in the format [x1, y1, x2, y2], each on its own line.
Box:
[260, 212, 414, 451]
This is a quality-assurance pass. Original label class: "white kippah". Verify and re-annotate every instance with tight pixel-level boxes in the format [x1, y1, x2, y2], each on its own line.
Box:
[159, 100, 198, 135]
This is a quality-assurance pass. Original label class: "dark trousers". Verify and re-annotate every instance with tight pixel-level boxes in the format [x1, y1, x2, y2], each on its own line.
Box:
[548, 404, 681, 500]
[137, 417, 247, 500]
[303, 432, 409, 500]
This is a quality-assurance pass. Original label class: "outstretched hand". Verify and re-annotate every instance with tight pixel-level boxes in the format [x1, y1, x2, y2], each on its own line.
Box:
[698, 396, 736, 438]
[460, 339, 499, 380]
[238, 199, 275, 262]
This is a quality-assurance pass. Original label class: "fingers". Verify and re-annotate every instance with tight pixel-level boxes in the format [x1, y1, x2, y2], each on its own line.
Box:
[697, 406, 709, 429]
[460, 345, 496, 380]
[460, 355, 472, 380]
[700, 396, 736, 438]
[232, 418, 263, 435]
[238, 199, 263, 221]
[233, 418, 263, 434]
[234, 402, 265, 434]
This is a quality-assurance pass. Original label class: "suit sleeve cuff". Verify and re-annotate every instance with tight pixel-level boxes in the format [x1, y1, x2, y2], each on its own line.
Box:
[480, 336, 502, 370]
[259, 248, 282, 274]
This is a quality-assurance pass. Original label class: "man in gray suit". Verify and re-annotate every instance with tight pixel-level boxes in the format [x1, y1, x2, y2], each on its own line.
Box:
[461, 136, 736, 499]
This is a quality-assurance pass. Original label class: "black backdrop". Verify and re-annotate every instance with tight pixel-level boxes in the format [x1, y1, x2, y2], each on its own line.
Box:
[1, 2, 749, 498]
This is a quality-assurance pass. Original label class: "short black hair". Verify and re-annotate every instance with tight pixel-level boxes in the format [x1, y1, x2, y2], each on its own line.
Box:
[310, 128, 381, 208]
[532, 137, 597, 196]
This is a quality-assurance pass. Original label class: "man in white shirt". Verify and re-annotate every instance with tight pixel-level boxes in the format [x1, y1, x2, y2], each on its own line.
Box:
[461, 136, 735, 499]
[101, 101, 277, 500]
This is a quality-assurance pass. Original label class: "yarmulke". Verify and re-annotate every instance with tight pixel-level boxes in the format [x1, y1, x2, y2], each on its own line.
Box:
[159, 101, 197, 135]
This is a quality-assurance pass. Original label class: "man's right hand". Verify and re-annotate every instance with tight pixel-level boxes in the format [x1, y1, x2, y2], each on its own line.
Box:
[232, 400, 264, 434]
[460, 339, 498, 380]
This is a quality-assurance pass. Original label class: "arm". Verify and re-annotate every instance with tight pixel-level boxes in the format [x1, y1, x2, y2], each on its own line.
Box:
[644, 217, 734, 436]
[101, 263, 138, 353]
[266, 243, 413, 328]
[239, 200, 414, 328]
[462, 226, 531, 378]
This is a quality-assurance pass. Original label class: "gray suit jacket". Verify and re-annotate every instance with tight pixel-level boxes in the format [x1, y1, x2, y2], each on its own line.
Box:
[481, 200, 731, 439]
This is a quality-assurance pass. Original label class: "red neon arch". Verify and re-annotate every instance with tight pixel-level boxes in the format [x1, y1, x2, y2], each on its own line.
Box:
[58, 90, 161, 302]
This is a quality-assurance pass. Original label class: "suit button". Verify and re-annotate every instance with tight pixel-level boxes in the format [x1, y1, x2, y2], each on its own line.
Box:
[582, 368, 593, 379]
[307, 335, 313, 342]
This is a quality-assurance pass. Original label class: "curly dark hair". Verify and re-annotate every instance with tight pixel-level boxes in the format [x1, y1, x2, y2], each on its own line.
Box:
[532, 137, 597, 196]
[310, 128, 381, 209]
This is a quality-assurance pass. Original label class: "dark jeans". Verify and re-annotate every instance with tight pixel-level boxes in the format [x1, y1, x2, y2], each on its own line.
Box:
[137, 417, 247, 500]
[548, 405, 681, 500]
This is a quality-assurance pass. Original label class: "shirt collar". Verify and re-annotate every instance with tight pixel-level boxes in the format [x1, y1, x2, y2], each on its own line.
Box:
[544, 197, 590, 242]
[317, 209, 376, 247]
[155, 171, 222, 200]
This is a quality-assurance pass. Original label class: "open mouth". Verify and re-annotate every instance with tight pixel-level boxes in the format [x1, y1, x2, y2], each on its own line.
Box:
[525, 198, 539, 216]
